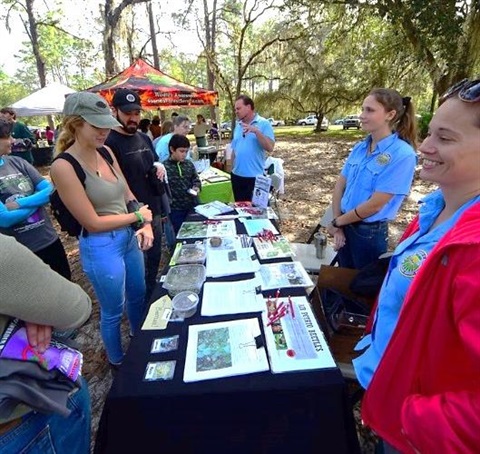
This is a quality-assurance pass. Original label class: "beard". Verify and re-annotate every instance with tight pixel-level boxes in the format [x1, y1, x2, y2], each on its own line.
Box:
[116, 114, 138, 134]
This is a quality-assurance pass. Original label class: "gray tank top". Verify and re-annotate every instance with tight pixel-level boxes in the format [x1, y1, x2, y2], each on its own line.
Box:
[83, 166, 128, 216]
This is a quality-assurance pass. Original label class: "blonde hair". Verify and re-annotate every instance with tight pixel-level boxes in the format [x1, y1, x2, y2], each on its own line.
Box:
[54, 115, 84, 155]
[369, 88, 418, 149]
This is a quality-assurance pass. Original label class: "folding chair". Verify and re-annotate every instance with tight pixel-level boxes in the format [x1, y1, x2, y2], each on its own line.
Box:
[309, 265, 376, 405]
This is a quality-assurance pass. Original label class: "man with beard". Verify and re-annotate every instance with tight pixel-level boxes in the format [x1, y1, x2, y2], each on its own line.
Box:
[106, 89, 168, 302]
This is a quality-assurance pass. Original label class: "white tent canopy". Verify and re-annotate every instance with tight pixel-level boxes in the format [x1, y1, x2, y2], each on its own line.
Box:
[11, 82, 75, 117]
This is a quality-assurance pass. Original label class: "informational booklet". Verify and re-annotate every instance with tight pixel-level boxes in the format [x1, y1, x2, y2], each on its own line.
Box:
[240, 218, 279, 237]
[253, 235, 294, 260]
[177, 220, 237, 239]
[262, 296, 336, 373]
[183, 318, 269, 382]
[194, 201, 234, 219]
[236, 206, 278, 220]
[206, 247, 260, 278]
[0, 319, 83, 382]
[256, 262, 314, 290]
[201, 278, 264, 316]
[252, 175, 271, 209]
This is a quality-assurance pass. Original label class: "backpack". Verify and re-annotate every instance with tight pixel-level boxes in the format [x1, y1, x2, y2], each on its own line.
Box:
[50, 147, 113, 237]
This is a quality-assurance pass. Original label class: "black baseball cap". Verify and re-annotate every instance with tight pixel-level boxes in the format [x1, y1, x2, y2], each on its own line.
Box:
[112, 89, 142, 112]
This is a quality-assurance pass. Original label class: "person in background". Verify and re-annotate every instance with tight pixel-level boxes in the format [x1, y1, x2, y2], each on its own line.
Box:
[54, 124, 62, 142]
[0, 233, 92, 454]
[163, 134, 201, 233]
[45, 125, 55, 145]
[138, 118, 153, 141]
[152, 119, 174, 149]
[149, 115, 162, 139]
[107, 89, 168, 302]
[327, 88, 417, 270]
[357, 79, 480, 453]
[171, 112, 178, 120]
[155, 115, 191, 162]
[0, 118, 71, 280]
[193, 114, 209, 147]
[231, 94, 275, 202]
[0, 107, 35, 164]
[51, 91, 154, 368]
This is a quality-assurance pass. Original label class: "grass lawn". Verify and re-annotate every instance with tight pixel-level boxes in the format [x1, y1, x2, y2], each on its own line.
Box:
[272, 124, 366, 141]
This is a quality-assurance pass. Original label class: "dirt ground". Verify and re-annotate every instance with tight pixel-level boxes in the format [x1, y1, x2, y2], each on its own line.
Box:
[40, 134, 433, 452]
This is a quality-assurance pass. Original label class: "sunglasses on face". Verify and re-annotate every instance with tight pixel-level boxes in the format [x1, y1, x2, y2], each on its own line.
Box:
[440, 78, 480, 103]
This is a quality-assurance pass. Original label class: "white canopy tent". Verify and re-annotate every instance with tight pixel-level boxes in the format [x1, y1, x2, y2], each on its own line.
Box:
[11, 82, 75, 117]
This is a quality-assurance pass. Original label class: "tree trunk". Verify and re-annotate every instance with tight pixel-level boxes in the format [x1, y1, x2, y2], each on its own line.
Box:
[102, 0, 150, 78]
[203, 0, 218, 123]
[25, 0, 46, 88]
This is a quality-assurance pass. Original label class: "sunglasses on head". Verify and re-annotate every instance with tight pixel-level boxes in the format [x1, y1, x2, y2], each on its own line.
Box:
[440, 78, 480, 103]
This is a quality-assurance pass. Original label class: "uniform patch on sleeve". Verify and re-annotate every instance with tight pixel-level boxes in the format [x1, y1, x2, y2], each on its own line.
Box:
[399, 250, 428, 278]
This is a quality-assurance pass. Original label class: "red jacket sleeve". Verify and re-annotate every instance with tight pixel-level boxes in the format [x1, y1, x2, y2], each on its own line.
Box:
[400, 253, 480, 453]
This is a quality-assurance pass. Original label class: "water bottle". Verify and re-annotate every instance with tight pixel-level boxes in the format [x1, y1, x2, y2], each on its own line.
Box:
[314, 233, 327, 259]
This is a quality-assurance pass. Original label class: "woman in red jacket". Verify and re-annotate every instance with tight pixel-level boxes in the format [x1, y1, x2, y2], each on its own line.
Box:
[357, 78, 480, 453]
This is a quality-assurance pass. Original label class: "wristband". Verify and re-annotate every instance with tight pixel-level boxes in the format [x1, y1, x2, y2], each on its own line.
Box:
[134, 211, 144, 224]
[354, 208, 365, 220]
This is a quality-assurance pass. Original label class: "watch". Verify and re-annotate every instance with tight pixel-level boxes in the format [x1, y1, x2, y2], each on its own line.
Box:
[331, 217, 340, 228]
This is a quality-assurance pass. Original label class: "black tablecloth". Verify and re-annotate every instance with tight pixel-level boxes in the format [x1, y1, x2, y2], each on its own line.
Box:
[94, 216, 360, 454]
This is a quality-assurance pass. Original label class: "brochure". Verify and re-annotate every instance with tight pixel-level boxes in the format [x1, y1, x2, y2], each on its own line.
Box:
[201, 278, 264, 316]
[235, 206, 278, 220]
[262, 296, 336, 373]
[253, 235, 294, 260]
[252, 174, 271, 209]
[206, 247, 260, 278]
[194, 201, 234, 219]
[183, 318, 269, 382]
[240, 218, 279, 237]
[256, 261, 313, 290]
[177, 220, 237, 239]
[144, 361, 176, 381]
[205, 235, 250, 252]
[141, 295, 172, 330]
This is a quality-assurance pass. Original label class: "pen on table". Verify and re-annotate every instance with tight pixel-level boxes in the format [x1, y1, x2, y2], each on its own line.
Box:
[274, 288, 280, 304]
[288, 296, 295, 318]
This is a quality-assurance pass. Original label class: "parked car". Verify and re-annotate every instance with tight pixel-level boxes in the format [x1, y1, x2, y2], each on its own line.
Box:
[334, 119, 344, 125]
[267, 118, 285, 127]
[297, 115, 329, 130]
[343, 115, 361, 130]
[320, 117, 329, 131]
[297, 115, 317, 126]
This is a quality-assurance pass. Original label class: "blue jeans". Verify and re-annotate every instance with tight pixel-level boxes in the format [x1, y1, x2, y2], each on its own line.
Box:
[337, 221, 388, 270]
[0, 378, 90, 454]
[163, 216, 177, 253]
[169, 209, 189, 234]
[79, 227, 146, 364]
[144, 215, 163, 302]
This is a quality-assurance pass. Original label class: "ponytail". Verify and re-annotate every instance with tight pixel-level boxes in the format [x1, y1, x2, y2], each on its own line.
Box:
[54, 116, 84, 156]
[369, 88, 418, 149]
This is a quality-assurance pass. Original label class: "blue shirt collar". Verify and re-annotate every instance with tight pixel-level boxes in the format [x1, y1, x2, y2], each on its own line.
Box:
[366, 132, 398, 154]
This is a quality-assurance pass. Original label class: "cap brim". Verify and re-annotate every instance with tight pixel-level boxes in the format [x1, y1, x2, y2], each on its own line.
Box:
[118, 103, 142, 113]
[82, 114, 121, 129]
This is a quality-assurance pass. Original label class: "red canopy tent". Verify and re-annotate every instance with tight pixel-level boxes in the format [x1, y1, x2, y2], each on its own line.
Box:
[87, 58, 218, 109]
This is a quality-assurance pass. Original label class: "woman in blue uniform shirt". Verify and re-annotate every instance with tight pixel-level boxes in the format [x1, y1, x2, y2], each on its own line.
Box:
[327, 88, 417, 270]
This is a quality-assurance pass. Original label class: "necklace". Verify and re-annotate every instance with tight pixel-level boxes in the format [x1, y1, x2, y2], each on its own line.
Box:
[94, 151, 101, 177]
[72, 148, 101, 177]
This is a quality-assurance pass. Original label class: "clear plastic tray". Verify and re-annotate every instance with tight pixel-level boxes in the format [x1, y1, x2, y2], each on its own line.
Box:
[172, 291, 199, 318]
[176, 242, 206, 265]
[162, 264, 206, 296]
